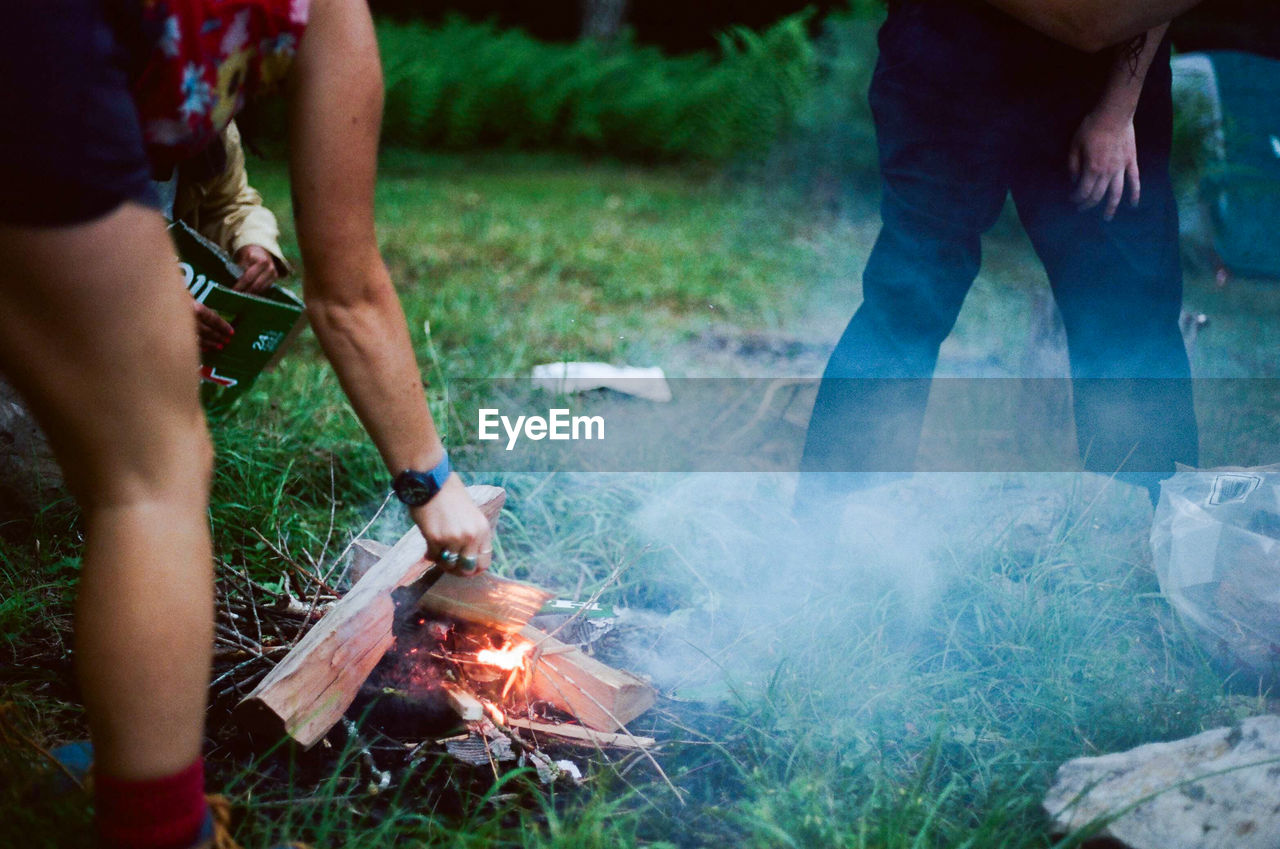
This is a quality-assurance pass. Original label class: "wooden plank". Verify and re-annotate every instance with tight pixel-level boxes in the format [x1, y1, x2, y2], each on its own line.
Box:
[418, 573, 552, 633]
[518, 625, 656, 733]
[507, 718, 656, 750]
[441, 683, 484, 722]
[239, 485, 505, 747]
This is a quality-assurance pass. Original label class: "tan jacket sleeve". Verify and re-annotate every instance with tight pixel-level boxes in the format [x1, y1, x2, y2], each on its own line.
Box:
[173, 121, 292, 276]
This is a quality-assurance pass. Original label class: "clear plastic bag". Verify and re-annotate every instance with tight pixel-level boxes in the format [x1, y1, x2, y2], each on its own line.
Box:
[1151, 463, 1280, 688]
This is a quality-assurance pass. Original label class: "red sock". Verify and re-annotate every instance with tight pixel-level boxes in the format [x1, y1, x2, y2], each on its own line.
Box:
[94, 759, 209, 849]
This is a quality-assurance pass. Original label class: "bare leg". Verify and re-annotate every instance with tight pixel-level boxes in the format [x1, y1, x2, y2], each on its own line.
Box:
[0, 203, 213, 781]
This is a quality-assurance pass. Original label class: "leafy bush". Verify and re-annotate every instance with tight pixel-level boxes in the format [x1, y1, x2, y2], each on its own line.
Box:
[754, 5, 884, 203]
[1170, 82, 1218, 196]
[378, 14, 817, 161]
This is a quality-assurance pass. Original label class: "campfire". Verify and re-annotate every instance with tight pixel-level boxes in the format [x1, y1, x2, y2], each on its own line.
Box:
[236, 486, 657, 766]
[353, 613, 534, 736]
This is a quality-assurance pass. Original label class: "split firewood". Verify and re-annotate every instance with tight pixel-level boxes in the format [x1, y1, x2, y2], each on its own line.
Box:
[507, 718, 656, 750]
[441, 682, 484, 722]
[519, 625, 656, 733]
[238, 485, 506, 748]
[417, 572, 552, 633]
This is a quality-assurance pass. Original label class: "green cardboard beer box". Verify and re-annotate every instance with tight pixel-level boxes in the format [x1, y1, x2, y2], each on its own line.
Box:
[169, 221, 305, 409]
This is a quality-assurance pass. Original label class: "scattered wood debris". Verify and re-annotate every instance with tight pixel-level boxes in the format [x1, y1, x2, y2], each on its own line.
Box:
[507, 718, 656, 750]
[441, 682, 484, 722]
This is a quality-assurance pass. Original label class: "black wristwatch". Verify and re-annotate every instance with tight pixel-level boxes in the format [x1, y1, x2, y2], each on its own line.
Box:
[392, 453, 452, 507]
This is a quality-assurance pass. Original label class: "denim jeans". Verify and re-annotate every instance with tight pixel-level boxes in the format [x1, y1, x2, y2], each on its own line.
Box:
[798, 1, 1198, 503]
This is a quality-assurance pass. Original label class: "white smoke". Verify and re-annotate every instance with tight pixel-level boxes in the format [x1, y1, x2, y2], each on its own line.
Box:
[618, 470, 1148, 699]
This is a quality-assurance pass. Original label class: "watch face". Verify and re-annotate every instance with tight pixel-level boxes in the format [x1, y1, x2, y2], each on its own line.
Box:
[393, 473, 433, 507]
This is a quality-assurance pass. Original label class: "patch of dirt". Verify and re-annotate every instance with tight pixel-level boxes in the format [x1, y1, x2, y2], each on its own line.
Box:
[666, 328, 833, 377]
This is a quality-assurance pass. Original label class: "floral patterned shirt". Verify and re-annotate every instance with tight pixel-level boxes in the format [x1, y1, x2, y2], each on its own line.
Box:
[131, 0, 309, 173]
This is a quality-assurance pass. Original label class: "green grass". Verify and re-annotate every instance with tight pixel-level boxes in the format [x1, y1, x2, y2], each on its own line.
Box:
[258, 149, 862, 374]
[3, 150, 1279, 848]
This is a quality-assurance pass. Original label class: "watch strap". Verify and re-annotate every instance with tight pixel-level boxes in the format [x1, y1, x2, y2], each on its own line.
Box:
[392, 452, 451, 506]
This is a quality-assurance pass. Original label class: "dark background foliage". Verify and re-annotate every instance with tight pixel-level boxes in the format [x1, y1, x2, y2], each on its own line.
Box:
[368, 0, 1279, 57]
[1171, 0, 1280, 59]
[368, 0, 843, 52]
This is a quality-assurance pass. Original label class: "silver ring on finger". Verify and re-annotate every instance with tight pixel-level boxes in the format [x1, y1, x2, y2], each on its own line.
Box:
[440, 549, 458, 565]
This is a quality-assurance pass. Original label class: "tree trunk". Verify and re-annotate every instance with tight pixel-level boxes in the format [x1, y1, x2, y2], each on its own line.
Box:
[580, 0, 627, 41]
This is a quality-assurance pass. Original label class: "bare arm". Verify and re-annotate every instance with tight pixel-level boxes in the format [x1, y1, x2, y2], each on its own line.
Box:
[288, 0, 491, 571]
[1067, 23, 1168, 220]
[1094, 23, 1169, 122]
[983, 0, 1196, 52]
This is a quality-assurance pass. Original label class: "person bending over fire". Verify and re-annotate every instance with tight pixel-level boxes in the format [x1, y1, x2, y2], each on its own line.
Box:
[796, 1, 1199, 513]
[0, 1, 489, 846]
[166, 120, 291, 353]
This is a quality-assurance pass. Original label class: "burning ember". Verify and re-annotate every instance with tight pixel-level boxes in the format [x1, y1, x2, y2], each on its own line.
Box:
[353, 606, 544, 738]
[330, 570, 653, 752]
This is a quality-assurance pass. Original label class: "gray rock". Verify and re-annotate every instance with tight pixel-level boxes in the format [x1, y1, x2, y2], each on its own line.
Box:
[1044, 714, 1280, 849]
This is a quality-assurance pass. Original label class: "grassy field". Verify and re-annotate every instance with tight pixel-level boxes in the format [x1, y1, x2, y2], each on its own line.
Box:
[2, 150, 1279, 848]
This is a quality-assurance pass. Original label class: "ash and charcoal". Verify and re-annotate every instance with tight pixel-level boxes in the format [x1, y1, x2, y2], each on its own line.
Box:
[348, 606, 458, 739]
[443, 728, 582, 786]
[444, 729, 516, 765]
[350, 661, 455, 739]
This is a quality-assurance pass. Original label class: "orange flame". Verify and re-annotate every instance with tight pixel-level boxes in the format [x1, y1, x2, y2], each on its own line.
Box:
[476, 642, 532, 671]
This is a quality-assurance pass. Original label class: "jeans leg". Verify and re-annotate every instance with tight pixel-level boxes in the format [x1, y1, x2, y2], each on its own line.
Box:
[799, 12, 1009, 492]
[1010, 59, 1197, 494]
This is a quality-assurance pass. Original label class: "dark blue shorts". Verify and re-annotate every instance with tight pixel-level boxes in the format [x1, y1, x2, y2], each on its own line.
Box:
[0, 0, 158, 227]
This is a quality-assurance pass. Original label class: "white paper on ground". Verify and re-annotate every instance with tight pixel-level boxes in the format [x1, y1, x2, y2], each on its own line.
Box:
[530, 362, 672, 402]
